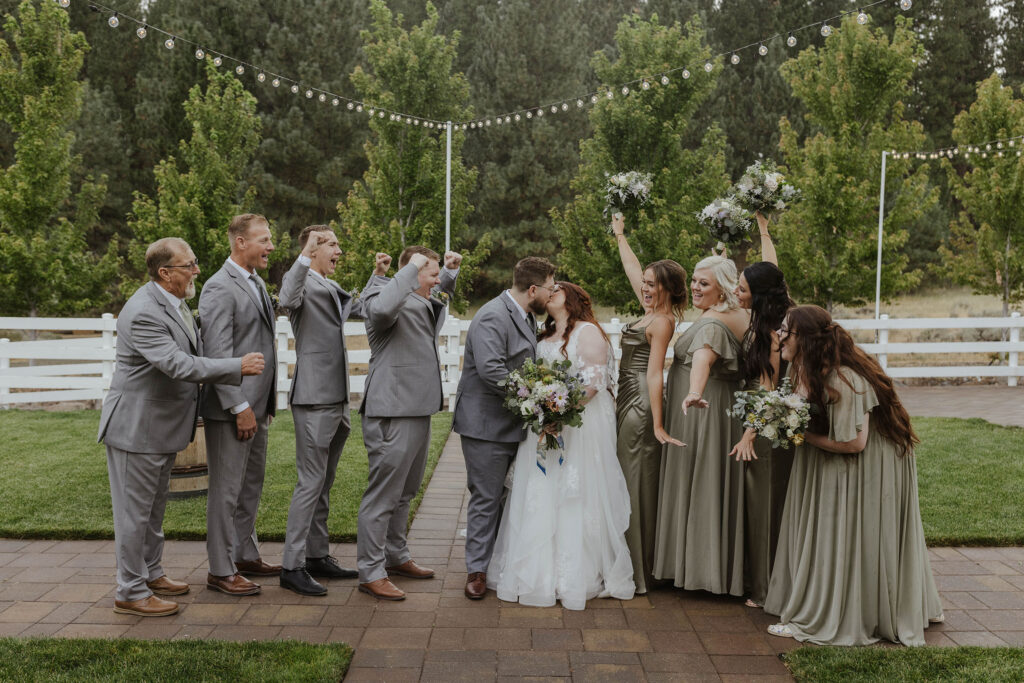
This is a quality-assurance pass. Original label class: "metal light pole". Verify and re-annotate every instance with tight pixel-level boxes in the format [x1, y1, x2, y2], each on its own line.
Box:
[874, 150, 887, 322]
[445, 121, 452, 253]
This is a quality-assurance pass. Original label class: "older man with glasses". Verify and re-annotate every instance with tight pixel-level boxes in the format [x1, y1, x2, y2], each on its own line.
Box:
[98, 237, 266, 616]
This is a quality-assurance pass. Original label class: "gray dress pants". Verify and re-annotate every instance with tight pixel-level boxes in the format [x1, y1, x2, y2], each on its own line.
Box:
[461, 435, 519, 574]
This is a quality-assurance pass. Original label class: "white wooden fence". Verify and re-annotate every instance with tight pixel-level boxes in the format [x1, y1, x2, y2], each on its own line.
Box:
[1, 312, 1022, 409]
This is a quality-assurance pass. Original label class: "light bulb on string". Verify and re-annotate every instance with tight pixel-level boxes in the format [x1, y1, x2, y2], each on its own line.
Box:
[306, 90, 314, 99]
[537, 109, 544, 117]
[379, 111, 385, 118]
[900, 0, 912, 9]
[506, 115, 512, 122]
[290, 84, 299, 94]
[682, 69, 690, 79]
[136, 25, 147, 39]
[576, 99, 584, 107]
[551, 105, 558, 113]
[857, 10, 869, 24]
[605, 90, 613, 99]
[257, 72, 266, 83]
[272, 78, 281, 88]
[461, 124, 467, 130]
[235, 65, 245, 75]
[107, 14, 119, 28]
[621, 86, 630, 95]
[590, 94, 598, 104]
[704, 62, 713, 73]
[997, 141, 1003, 149]
[641, 80, 651, 90]
[660, 75, 669, 85]
[164, 36, 175, 50]
[368, 108, 375, 116]
[318, 93, 326, 102]
[58, 0, 70, 7]
[526, 111, 533, 119]
[820, 24, 832, 37]
[730, 53, 740, 65]
[515, 113, 522, 121]
[495, 117, 502, 125]
[194, 48, 205, 60]
[332, 98, 339, 106]
[212, 56, 222, 67]
[787, 33, 797, 47]
[758, 43, 768, 56]
[346, 102, 354, 109]
[355, 104, 363, 112]
[561, 102, 568, 111]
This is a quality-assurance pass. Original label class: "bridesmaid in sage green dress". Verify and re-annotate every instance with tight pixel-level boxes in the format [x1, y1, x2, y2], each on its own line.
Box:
[764, 306, 943, 646]
[729, 213, 794, 608]
[611, 214, 688, 594]
[653, 255, 750, 596]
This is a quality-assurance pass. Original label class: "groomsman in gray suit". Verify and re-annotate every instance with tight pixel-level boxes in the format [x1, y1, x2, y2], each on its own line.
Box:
[453, 257, 556, 599]
[98, 238, 265, 616]
[356, 246, 461, 600]
[276, 226, 389, 595]
[199, 213, 280, 596]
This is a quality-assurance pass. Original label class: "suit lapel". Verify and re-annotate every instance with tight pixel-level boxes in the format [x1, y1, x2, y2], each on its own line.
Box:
[503, 294, 537, 348]
[225, 262, 273, 330]
[148, 282, 197, 351]
[312, 274, 346, 321]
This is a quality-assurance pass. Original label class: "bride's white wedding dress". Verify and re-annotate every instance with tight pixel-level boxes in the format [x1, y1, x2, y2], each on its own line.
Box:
[488, 322, 635, 610]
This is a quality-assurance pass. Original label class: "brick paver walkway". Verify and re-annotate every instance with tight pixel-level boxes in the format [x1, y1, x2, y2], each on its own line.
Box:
[1, 387, 1022, 681]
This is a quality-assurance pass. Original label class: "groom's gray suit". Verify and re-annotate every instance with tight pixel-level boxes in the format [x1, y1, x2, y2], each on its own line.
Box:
[98, 281, 243, 602]
[278, 255, 365, 571]
[356, 263, 457, 584]
[199, 259, 278, 577]
[452, 292, 538, 574]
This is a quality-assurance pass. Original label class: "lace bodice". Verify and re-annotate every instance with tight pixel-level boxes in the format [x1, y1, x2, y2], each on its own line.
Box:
[537, 322, 616, 394]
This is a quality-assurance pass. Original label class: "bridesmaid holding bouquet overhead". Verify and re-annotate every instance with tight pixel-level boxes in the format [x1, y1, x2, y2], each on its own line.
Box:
[611, 213, 688, 594]
[764, 305, 943, 646]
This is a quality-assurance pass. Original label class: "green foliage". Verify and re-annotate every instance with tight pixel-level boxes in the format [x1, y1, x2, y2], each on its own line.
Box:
[0, 638, 353, 682]
[552, 14, 729, 314]
[1003, 0, 1024, 90]
[125, 60, 285, 297]
[774, 16, 936, 309]
[940, 74, 1024, 315]
[337, 1, 481, 306]
[0, 0, 120, 317]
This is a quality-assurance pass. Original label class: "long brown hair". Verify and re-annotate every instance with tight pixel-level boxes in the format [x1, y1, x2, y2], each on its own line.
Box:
[541, 281, 611, 358]
[645, 259, 688, 320]
[786, 305, 918, 456]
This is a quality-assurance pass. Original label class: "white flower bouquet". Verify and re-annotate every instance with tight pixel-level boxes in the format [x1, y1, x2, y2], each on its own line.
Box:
[499, 358, 588, 473]
[732, 159, 800, 217]
[696, 196, 753, 250]
[603, 170, 653, 233]
[729, 378, 811, 449]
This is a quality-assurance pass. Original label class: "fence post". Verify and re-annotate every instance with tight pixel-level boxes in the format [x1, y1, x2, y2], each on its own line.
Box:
[608, 318, 622, 357]
[0, 338, 8, 409]
[276, 316, 290, 411]
[101, 313, 115, 395]
[1010, 312, 1021, 388]
[444, 316, 462, 412]
[878, 314, 889, 370]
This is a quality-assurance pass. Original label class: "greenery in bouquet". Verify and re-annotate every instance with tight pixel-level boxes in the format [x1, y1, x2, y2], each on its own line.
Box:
[696, 196, 753, 249]
[499, 358, 588, 469]
[732, 159, 800, 218]
[602, 171, 653, 232]
[729, 378, 811, 449]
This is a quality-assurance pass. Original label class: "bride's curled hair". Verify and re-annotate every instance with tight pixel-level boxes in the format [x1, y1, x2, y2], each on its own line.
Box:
[541, 281, 610, 359]
[741, 262, 794, 385]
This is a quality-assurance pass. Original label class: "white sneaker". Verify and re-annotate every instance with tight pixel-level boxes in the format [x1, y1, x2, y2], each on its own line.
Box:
[768, 623, 796, 638]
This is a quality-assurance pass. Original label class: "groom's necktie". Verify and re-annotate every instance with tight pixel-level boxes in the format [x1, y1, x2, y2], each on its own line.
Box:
[250, 273, 273, 323]
[526, 313, 537, 335]
[178, 301, 197, 347]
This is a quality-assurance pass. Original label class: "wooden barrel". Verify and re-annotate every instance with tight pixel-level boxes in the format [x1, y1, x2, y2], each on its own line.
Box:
[169, 418, 208, 499]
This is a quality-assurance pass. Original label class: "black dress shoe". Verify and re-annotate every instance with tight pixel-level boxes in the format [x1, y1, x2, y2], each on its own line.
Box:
[306, 555, 358, 579]
[280, 567, 327, 596]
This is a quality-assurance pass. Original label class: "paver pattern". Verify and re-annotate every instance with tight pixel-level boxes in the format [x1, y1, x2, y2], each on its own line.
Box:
[0, 386, 1022, 681]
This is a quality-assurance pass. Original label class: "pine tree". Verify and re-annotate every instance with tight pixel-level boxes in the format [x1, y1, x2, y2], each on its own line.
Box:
[337, 1, 479, 304]
[940, 74, 1024, 315]
[1000, 0, 1024, 90]
[0, 0, 120, 319]
[774, 15, 936, 310]
[552, 14, 729, 314]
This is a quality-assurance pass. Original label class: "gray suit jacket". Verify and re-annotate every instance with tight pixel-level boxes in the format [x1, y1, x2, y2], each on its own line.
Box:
[279, 257, 366, 406]
[199, 260, 279, 421]
[97, 281, 243, 454]
[359, 264, 457, 418]
[452, 293, 537, 443]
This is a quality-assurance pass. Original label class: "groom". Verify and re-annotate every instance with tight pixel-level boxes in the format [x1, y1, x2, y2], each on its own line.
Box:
[453, 256, 557, 599]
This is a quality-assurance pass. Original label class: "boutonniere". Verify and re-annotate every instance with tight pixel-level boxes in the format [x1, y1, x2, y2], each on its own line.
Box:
[269, 293, 280, 311]
[191, 309, 202, 329]
[433, 290, 451, 305]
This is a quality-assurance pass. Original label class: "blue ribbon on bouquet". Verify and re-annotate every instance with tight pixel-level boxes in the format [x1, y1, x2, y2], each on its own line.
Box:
[535, 434, 564, 475]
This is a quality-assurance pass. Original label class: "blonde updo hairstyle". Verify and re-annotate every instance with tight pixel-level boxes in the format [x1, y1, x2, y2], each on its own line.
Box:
[693, 254, 740, 312]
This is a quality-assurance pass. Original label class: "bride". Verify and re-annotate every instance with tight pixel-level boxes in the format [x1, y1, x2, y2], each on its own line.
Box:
[488, 281, 636, 610]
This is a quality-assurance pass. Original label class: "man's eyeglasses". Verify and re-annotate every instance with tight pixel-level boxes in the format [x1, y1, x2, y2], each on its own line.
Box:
[538, 284, 560, 293]
[164, 261, 199, 271]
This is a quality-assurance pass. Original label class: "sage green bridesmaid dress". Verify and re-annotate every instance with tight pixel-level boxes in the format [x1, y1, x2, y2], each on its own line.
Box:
[653, 317, 746, 596]
[763, 368, 943, 646]
[615, 320, 662, 594]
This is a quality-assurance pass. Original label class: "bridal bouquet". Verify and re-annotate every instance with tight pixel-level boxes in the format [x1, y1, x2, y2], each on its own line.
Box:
[499, 358, 588, 473]
[732, 159, 800, 217]
[729, 378, 811, 449]
[696, 197, 753, 250]
[603, 171, 653, 232]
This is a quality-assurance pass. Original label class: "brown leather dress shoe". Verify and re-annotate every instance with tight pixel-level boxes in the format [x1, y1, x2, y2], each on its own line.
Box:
[358, 577, 406, 601]
[465, 571, 487, 600]
[146, 575, 190, 596]
[206, 573, 261, 596]
[386, 559, 435, 579]
[234, 558, 282, 576]
[113, 595, 179, 617]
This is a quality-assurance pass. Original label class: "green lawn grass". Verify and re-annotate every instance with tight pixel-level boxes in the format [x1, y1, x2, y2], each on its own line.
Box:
[0, 637, 351, 682]
[0, 409, 452, 542]
[784, 646, 1024, 682]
